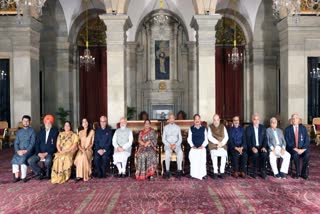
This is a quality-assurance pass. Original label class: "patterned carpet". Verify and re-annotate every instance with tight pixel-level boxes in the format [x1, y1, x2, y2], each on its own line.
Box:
[0, 145, 320, 213]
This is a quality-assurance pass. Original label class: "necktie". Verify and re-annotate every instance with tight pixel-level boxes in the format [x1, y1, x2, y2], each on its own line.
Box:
[294, 126, 298, 148]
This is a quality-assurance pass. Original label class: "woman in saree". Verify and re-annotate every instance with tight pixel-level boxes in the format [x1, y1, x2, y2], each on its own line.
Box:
[135, 119, 158, 180]
[51, 121, 79, 184]
[74, 118, 94, 182]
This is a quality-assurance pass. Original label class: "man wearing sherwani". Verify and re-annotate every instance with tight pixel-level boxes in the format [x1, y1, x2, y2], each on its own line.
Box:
[267, 117, 291, 179]
[112, 117, 133, 177]
[208, 114, 229, 179]
[11, 115, 36, 183]
[285, 113, 310, 179]
[94, 116, 112, 178]
[28, 114, 58, 180]
[187, 114, 208, 180]
[162, 114, 183, 179]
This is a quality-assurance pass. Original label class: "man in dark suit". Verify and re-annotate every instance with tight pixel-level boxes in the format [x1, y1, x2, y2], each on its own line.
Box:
[245, 113, 268, 179]
[284, 113, 310, 179]
[28, 115, 59, 180]
[94, 115, 113, 178]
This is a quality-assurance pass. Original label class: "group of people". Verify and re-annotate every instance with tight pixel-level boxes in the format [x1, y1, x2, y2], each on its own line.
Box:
[11, 111, 310, 184]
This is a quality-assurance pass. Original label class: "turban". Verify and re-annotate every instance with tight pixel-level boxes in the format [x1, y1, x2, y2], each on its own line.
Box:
[43, 114, 55, 125]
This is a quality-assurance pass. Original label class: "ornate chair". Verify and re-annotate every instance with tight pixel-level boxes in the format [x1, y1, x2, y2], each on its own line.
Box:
[312, 118, 320, 146]
[0, 121, 9, 150]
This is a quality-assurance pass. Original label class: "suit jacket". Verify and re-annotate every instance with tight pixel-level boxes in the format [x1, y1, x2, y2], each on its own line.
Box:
[94, 127, 113, 157]
[245, 124, 267, 151]
[266, 128, 286, 151]
[284, 124, 310, 151]
[35, 127, 59, 156]
[228, 126, 247, 151]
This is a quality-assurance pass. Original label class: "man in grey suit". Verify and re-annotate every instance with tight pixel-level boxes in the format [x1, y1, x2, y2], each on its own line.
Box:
[266, 117, 291, 179]
[162, 114, 183, 179]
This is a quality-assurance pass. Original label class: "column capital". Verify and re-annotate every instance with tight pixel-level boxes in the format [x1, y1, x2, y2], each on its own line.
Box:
[99, 14, 132, 32]
[190, 14, 222, 31]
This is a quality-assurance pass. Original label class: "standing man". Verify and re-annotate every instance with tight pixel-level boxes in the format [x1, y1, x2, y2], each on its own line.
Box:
[162, 114, 183, 179]
[28, 114, 59, 180]
[208, 114, 229, 179]
[112, 117, 133, 177]
[187, 114, 208, 180]
[94, 116, 112, 178]
[267, 117, 291, 179]
[285, 113, 310, 179]
[228, 116, 247, 178]
[11, 115, 36, 183]
[245, 113, 268, 179]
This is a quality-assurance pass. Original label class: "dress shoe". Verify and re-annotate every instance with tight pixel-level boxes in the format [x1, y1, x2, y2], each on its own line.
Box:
[165, 171, 171, 179]
[252, 173, 257, 179]
[202, 175, 208, 180]
[220, 173, 226, 179]
[294, 173, 300, 179]
[301, 175, 308, 180]
[121, 173, 126, 178]
[75, 177, 82, 183]
[240, 172, 246, 178]
[177, 170, 182, 179]
[261, 172, 267, 179]
[212, 173, 218, 179]
[274, 174, 281, 179]
[233, 171, 239, 178]
[280, 172, 287, 179]
[12, 177, 20, 183]
[21, 178, 28, 183]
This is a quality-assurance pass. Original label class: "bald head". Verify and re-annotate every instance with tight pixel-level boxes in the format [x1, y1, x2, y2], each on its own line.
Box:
[168, 114, 175, 124]
[213, 114, 220, 127]
[252, 113, 260, 127]
[100, 115, 107, 129]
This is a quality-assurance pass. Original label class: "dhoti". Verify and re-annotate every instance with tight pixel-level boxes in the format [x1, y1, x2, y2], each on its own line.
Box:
[189, 148, 207, 180]
[113, 151, 131, 174]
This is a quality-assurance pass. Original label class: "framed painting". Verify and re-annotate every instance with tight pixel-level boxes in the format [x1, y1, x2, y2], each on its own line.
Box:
[155, 40, 170, 80]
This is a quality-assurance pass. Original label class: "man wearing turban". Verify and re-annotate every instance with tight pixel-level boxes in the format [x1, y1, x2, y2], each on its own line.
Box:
[28, 114, 59, 180]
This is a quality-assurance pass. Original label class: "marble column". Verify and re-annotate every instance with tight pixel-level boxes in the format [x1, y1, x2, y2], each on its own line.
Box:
[191, 14, 221, 123]
[100, 14, 132, 127]
[277, 16, 320, 126]
[0, 16, 42, 129]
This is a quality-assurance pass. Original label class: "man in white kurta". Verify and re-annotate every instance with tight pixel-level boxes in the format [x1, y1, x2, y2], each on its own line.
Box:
[208, 114, 229, 179]
[162, 114, 183, 178]
[112, 117, 133, 177]
[187, 114, 208, 180]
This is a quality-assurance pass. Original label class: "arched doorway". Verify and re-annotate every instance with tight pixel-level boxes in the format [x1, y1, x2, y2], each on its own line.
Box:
[78, 17, 107, 123]
[215, 17, 246, 120]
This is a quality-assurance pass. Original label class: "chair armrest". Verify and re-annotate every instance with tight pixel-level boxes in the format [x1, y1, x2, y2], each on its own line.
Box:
[8, 128, 18, 134]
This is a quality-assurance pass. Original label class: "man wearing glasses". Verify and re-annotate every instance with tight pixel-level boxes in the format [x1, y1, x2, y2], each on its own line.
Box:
[93, 116, 112, 178]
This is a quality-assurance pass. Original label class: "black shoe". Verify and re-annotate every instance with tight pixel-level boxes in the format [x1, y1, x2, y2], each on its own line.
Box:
[294, 173, 300, 179]
[220, 173, 226, 179]
[165, 171, 171, 179]
[38, 173, 45, 180]
[75, 177, 82, 183]
[280, 173, 287, 179]
[186, 174, 192, 179]
[274, 173, 281, 179]
[212, 174, 218, 179]
[261, 172, 267, 179]
[301, 175, 308, 180]
[12, 177, 20, 183]
[21, 178, 28, 183]
[121, 173, 126, 178]
[177, 170, 182, 179]
[202, 175, 208, 180]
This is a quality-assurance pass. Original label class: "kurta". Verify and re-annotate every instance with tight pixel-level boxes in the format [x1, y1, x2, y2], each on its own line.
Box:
[51, 131, 79, 184]
[11, 127, 36, 165]
[187, 125, 208, 180]
[112, 127, 133, 165]
[74, 130, 94, 181]
[135, 129, 158, 180]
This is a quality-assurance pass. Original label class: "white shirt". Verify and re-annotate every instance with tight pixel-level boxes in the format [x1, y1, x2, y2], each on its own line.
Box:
[45, 128, 51, 143]
[254, 126, 259, 146]
[187, 126, 208, 148]
[273, 129, 280, 146]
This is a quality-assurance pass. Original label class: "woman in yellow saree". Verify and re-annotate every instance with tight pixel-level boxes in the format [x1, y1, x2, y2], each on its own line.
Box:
[51, 121, 79, 184]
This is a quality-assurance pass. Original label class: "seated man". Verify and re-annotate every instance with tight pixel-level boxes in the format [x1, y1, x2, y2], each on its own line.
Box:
[285, 113, 310, 179]
[228, 116, 247, 178]
[208, 114, 229, 179]
[28, 114, 59, 180]
[187, 114, 208, 180]
[266, 117, 291, 179]
[94, 116, 113, 178]
[162, 114, 183, 179]
[245, 113, 268, 179]
[112, 117, 133, 177]
[11, 115, 36, 183]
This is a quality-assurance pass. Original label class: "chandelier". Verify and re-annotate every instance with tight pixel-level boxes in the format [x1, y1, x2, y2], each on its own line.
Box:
[153, 0, 168, 25]
[273, 0, 320, 21]
[80, 0, 95, 72]
[310, 67, 320, 80]
[228, 1, 243, 69]
[0, 0, 45, 18]
[0, 70, 7, 80]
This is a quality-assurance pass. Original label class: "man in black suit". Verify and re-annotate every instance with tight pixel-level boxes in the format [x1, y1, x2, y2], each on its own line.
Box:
[284, 113, 310, 179]
[93, 116, 113, 178]
[28, 115, 59, 180]
[245, 113, 268, 179]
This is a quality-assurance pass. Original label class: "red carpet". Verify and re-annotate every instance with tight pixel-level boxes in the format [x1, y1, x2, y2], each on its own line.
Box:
[0, 145, 320, 213]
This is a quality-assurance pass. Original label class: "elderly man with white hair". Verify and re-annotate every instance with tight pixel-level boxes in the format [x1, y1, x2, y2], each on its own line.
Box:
[112, 117, 133, 178]
[266, 117, 291, 179]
